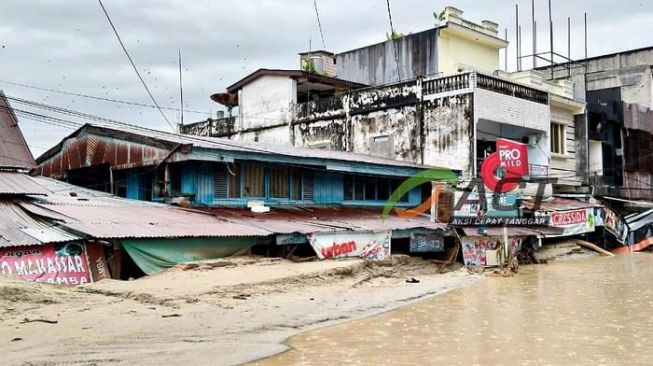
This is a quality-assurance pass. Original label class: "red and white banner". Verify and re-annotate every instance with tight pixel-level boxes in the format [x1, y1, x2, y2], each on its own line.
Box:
[551, 209, 587, 226]
[0, 243, 107, 285]
[496, 138, 529, 176]
[547, 208, 595, 236]
[308, 231, 391, 261]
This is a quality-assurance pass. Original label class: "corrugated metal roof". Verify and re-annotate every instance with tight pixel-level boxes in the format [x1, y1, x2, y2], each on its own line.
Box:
[461, 226, 564, 238]
[204, 207, 448, 235]
[38, 123, 434, 171]
[0, 171, 49, 195]
[0, 200, 81, 247]
[0, 91, 36, 169]
[522, 197, 600, 212]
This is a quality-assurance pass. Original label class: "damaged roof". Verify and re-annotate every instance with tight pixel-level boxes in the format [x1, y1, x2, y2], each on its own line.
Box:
[20, 176, 271, 240]
[203, 206, 448, 235]
[0, 91, 36, 169]
[0, 171, 49, 195]
[522, 197, 601, 212]
[36, 123, 443, 177]
[0, 200, 81, 247]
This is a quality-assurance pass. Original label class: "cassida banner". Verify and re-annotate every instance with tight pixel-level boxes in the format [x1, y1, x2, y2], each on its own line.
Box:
[0, 242, 105, 285]
[307, 231, 391, 261]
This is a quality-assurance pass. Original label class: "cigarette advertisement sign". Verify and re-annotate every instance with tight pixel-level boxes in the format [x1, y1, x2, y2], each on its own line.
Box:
[0, 242, 103, 285]
[308, 231, 391, 261]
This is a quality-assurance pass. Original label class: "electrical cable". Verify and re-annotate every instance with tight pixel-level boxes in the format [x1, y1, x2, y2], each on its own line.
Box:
[313, 0, 327, 49]
[97, 0, 175, 131]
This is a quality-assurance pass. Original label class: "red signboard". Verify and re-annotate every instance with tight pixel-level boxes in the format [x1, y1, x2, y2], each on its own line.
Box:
[0, 243, 96, 285]
[481, 138, 530, 193]
[496, 138, 529, 176]
[551, 209, 587, 226]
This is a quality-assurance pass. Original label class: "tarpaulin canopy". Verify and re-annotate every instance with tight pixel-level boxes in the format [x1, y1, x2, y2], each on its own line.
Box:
[121, 237, 256, 275]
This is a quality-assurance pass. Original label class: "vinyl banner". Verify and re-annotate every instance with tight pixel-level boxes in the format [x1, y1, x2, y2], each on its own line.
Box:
[549, 208, 595, 236]
[0, 243, 94, 285]
[308, 231, 391, 261]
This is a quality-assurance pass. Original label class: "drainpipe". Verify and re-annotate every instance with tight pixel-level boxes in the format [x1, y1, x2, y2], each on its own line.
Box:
[417, 76, 425, 165]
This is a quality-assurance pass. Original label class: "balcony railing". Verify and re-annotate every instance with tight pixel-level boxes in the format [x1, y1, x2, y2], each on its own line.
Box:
[294, 95, 345, 120]
[423, 73, 470, 95]
[476, 73, 549, 105]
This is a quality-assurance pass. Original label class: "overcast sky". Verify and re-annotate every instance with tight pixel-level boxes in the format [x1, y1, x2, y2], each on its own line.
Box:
[1, 0, 651, 157]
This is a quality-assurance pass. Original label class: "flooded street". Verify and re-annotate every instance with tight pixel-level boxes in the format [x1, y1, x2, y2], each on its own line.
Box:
[255, 254, 653, 365]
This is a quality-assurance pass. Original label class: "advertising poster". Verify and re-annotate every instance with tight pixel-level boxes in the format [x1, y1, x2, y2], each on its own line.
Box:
[0, 242, 105, 285]
[308, 231, 391, 261]
[549, 208, 595, 236]
[461, 236, 523, 266]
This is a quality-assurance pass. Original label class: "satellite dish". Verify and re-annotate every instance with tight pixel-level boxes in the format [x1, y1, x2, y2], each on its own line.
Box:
[210, 92, 238, 107]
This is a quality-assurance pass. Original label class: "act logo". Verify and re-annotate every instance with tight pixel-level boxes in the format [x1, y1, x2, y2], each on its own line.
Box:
[480, 138, 529, 194]
[382, 138, 532, 220]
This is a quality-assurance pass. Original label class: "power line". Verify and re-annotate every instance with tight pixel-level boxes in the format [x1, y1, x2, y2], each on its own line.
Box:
[0, 79, 210, 115]
[313, 0, 327, 49]
[97, 0, 175, 131]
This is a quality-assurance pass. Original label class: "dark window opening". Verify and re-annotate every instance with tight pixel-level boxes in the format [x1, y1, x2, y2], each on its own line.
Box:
[270, 166, 289, 198]
[291, 168, 302, 200]
[242, 164, 264, 197]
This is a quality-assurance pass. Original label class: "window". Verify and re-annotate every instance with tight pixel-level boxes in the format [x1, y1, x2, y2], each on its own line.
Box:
[242, 164, 264, 197]
[343, 175, 408, 203]
[364, 179, 376, 200]
[291, 168, 302, 200]
[551, 122, 566, 155]
[270, 167, 289, 198]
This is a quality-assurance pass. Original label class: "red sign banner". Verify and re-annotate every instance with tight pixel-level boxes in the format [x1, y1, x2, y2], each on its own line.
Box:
[481, 138, 529, 193]
[551, 209, 587, 227]
[496, 138, 529, 176]
[0, 243, 95, 285]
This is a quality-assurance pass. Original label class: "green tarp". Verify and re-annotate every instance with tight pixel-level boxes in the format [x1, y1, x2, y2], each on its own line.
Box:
[121, 237, 256, 275]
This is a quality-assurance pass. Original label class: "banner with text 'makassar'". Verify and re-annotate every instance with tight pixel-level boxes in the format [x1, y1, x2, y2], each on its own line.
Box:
[0, 243, 107, 285]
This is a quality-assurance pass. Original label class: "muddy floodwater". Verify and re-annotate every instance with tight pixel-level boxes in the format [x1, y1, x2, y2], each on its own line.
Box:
[254, 254, 653, 365]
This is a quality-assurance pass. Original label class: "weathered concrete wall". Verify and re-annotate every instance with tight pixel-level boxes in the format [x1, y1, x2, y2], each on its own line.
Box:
[293, 118, 347, 151]
[336, 28, 439, 86]
[239, 75, 296, 130]
[179, 117, 236, 137]
[422, 94, 474, 175]
[229, 125, 292, 145]
[350, 107, 420, 162]
[542, 47, 653, 108]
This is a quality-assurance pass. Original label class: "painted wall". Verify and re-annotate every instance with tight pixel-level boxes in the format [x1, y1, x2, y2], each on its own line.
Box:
[335, 28, 439, 86]
[239, 75, 296, 130]
[437, 28, 501, 74]
[422, 94, 474, 175]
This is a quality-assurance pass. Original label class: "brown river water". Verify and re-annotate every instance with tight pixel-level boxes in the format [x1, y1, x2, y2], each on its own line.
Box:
[254, 253, 653, 365]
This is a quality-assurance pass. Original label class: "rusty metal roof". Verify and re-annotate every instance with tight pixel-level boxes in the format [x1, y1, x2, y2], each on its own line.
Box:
[522, 197, 600, 212]
[0, 171, 48, 195]
[0, 200, 81, 247]
[460, 226, 564, 238]
[37, 123, 436, 173]
[21, 176, 271, 239]
[20, 177, 271, 239]
[203, 206, 448, 235]
[0, 91, 36, 169]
